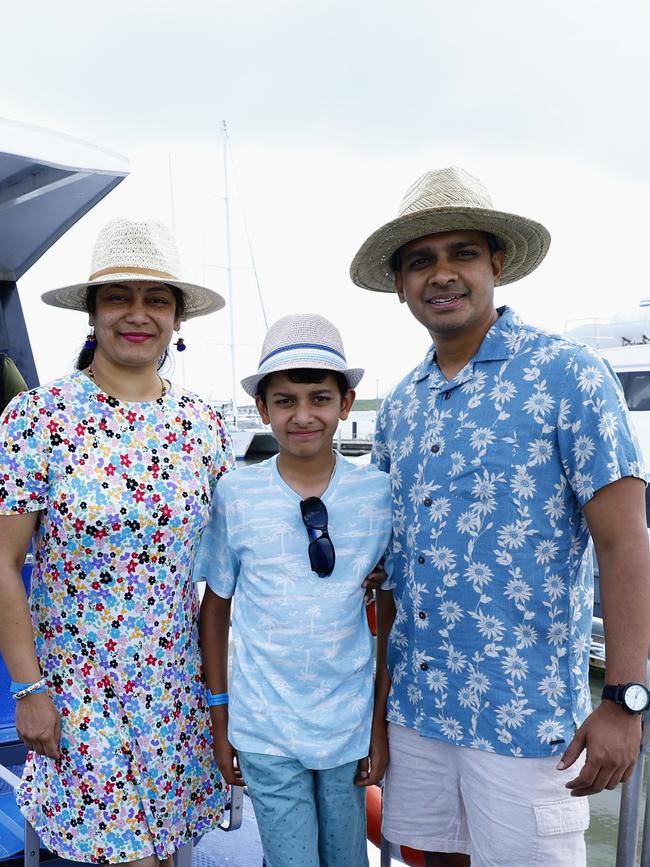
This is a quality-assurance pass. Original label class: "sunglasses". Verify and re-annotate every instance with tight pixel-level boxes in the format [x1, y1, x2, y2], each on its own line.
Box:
[300, 496, 336, 577]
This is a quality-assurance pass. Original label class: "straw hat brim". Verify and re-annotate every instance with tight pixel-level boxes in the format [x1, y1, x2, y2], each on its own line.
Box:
[41, 274, 225, 320]
[350, 206, 551, 292]
[241, 361, 364, 399]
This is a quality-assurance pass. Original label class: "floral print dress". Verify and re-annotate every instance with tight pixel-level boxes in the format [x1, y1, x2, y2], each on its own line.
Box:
[0, 371, 234, 863]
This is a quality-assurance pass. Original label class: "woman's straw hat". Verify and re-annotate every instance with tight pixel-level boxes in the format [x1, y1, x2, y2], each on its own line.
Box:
[350, 166, 551, 293]
[41, 218, 225, 319]
[241, 313, 364, 398]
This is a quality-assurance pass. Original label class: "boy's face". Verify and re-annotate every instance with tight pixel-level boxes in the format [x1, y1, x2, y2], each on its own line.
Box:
[255, 372, 354, 461]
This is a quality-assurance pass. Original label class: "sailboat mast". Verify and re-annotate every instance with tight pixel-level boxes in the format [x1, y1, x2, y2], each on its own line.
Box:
[222, 120, 238, 425]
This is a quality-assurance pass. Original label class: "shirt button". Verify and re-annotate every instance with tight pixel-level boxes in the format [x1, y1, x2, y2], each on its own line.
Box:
[430, 443, 440, 454]
[418, 556, 425, 564]
[420, 662, 428, 671]
[418, 611, 427, 620]
[423, 497, 433, 507]
[444, 391, 451, 400]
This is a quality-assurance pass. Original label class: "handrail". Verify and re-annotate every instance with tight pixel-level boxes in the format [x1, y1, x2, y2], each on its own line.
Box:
[616, 672, 650, 866]
[218, 783, 244, 832]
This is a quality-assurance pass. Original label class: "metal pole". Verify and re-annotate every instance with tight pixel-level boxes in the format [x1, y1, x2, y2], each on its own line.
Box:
[222, 120, 238, 427]
[167, 153, 176, 237]
[379, 834, 392, 867]
[638, 701, 650, 866]
[617, 670, 650, 866]
[617, 755, 643, 866]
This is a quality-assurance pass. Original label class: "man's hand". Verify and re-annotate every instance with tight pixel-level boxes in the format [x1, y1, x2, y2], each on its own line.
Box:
[355, 721, 389, 787]
[558, 701, 641, 796]
[213, 732, 246, 787]
[362, 560, 387, 605]
[15, 692, 61, 759]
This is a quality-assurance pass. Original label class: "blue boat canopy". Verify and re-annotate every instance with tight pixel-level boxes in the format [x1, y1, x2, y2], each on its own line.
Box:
[0, 117, 129, 281]
[0, 118, 129, 387]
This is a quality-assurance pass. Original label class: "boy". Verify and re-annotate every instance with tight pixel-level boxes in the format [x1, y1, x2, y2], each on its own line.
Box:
[195, 313, 393, 867]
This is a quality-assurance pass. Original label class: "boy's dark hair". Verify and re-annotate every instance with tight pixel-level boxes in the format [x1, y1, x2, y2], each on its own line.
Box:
[75, 284, 186, 370]
[389, 231, 503, 273]
[257, 368, 350, 403]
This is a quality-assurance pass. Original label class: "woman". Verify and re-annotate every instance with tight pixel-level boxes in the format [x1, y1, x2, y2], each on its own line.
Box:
[0, 218, 233, 865]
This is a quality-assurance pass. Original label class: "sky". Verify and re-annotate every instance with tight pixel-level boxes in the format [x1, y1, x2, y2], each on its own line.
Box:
[4, 0, 650, 404]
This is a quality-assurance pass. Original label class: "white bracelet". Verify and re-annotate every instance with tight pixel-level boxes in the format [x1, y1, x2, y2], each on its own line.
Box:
[11, 677, 48, 701]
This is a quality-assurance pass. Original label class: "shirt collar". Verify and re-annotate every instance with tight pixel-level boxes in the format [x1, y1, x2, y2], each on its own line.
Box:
[411, 306, 521, 384]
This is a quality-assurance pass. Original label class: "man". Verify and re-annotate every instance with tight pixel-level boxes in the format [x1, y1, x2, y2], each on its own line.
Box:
[350, 166, 650, 866]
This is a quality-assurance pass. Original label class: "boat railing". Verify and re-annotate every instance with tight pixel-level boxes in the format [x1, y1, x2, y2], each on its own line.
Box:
[615, 667, 650, 866]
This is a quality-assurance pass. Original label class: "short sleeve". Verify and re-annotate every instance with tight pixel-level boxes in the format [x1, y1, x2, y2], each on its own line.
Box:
[371, 398, 391, 472]
[380, 542, 396, 591]
[193, 481, 239, 596]
[211, 412, 235, 489]
[0, 389, 49, 514]
[557, 346, 646, 506]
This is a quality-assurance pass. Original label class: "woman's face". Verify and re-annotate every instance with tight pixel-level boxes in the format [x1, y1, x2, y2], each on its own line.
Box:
[90, 281, 181, 370]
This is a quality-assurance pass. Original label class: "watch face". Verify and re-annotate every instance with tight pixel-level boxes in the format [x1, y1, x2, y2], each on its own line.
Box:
[623, 684, 650, 712]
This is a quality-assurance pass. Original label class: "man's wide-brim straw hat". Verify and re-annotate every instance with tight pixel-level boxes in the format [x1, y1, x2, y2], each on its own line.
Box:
[41, 218, 225, 319]
[241, 313, 364, 398]
[350, 166, 551, 292]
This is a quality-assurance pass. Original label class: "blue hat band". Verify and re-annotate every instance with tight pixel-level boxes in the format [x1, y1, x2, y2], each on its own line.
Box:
[257, 343, 347, 376]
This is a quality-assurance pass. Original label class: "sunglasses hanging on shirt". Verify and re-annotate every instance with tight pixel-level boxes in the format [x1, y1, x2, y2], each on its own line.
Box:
[300, 496, 336, 577]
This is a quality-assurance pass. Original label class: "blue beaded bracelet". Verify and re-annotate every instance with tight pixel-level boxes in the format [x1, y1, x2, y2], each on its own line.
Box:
[207, 691, 229, 707]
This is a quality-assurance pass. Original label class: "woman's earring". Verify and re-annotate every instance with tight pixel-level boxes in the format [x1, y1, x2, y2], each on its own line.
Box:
[84, 330, 97, 350]
[175, 336, 187, 352]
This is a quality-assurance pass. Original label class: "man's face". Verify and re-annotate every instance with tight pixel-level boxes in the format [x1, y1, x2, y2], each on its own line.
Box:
[394, 230, 504, 342]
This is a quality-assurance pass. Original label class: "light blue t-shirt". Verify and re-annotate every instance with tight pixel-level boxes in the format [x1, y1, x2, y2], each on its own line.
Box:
[194, 453, 392, 769]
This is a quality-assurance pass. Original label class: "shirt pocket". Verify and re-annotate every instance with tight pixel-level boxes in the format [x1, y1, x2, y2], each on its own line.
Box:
[447, 446, 514, 507]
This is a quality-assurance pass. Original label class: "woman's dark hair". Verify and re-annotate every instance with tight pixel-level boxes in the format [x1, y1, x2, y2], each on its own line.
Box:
[75, 284, 186, 370]
[257, 368, 350, 403]
[389, 231, 503, 273]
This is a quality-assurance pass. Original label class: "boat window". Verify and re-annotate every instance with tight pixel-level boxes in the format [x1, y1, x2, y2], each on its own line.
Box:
[615, 371, 650, 411]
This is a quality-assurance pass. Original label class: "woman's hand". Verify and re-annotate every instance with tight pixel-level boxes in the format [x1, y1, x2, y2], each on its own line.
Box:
[15, 692, 61, 759]
[213, 732, 245, 787]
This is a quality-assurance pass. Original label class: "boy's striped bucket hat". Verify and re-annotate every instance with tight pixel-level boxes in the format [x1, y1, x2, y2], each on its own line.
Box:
[241, 313, 364, 397]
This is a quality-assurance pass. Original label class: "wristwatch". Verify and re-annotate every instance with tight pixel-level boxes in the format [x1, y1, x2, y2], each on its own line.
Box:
[601, 682, 650, 714]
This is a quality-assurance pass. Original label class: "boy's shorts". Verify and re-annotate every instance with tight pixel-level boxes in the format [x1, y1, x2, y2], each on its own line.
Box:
[238, 751, 368, 867]
[383, 723, 589, 867]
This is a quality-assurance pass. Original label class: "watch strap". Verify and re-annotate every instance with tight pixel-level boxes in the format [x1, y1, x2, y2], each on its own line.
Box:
[601, 684, 623, 704]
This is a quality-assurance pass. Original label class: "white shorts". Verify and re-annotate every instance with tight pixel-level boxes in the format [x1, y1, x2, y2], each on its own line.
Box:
[383, 724, 589, 867]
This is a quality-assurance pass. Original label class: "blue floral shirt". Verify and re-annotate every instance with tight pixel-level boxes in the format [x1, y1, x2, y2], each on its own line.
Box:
[373, 307, 645, 757]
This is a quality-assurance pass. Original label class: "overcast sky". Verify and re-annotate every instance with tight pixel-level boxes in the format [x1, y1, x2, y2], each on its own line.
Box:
[5, 0, 650, 402]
